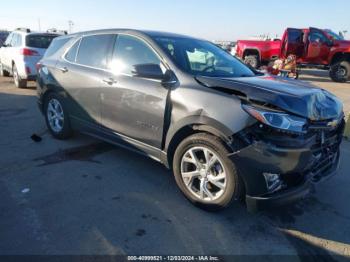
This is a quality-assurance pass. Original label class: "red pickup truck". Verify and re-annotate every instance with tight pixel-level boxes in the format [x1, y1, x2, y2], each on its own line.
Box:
[236, 27, 350, 82]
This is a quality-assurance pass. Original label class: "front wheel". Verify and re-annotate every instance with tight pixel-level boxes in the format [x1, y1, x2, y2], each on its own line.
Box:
[330, 61, 350, 83]
[44, 93, 73, 139]
[172, 133, 244, 211]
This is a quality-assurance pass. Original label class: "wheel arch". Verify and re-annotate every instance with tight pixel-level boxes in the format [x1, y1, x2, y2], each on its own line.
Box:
[243, 48, 261, 61]
[164, 116, 236, 168]
[330, 52, 350, 65]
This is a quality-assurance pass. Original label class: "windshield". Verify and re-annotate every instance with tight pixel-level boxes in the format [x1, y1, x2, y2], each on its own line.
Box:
[26, 34, 58, 49]
[324, 30, 344, 40]
[153, 36, 255, 78]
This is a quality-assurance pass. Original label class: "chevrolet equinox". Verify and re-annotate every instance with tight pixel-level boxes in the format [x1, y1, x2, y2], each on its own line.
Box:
[37, 29, 345, 211]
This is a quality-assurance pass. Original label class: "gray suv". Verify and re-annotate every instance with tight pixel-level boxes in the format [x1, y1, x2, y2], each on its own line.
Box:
[37, 29, 344, 212]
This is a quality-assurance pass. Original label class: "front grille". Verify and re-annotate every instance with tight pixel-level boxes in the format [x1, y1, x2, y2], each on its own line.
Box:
[309, 119, 344, 182]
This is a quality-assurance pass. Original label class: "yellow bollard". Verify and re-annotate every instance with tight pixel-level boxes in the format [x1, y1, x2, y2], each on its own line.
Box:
[344, 113, 350, 139]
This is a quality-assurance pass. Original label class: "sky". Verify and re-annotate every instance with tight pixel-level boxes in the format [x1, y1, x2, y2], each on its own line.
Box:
[0, 0, 349, 40]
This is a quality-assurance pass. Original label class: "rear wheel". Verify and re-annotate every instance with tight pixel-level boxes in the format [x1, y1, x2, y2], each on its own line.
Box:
[330, 61, 350, 83]
[0, 62, 9, 77]
[244, 55, 259, 69]
[12, 64, 27, 88]
[44, 93, 73, 139]
[172, 133, 244, 211]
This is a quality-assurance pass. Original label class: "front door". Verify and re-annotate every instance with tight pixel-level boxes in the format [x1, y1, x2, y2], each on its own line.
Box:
[101, 34, 169, 149]
[281, 28, 304, 58]
[305, 28, 330, 64]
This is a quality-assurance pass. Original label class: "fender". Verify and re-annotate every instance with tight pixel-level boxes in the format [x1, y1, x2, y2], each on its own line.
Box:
[164, 115, 235, 153]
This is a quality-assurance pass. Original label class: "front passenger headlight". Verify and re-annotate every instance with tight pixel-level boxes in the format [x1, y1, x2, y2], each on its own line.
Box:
[242, 104, 307, 133]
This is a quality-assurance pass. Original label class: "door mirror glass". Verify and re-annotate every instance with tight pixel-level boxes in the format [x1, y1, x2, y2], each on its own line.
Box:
[132, 63, 165, 80]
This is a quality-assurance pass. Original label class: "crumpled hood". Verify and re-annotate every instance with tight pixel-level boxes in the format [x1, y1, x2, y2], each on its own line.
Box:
[196, 75, 343, 121]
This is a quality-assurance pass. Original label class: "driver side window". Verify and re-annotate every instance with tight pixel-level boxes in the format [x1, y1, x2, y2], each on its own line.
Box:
[309, 32, 327, 44]
[110, 35, 161, 75]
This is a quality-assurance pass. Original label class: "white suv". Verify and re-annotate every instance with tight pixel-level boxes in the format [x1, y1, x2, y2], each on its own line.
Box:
[0, 28, 60, 88]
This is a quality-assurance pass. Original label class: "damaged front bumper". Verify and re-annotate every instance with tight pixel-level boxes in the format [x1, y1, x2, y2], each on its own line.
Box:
[229, 121, 344, 212]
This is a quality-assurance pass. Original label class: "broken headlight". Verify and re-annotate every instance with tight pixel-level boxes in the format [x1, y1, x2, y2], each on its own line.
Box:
[242, 104, 307, 133]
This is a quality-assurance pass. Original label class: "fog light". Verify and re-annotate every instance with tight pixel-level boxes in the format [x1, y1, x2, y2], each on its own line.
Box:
[263, 173, 282, 193]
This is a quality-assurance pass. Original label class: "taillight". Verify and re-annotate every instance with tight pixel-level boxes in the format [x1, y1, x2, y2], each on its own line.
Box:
[20, 48, 39, 56]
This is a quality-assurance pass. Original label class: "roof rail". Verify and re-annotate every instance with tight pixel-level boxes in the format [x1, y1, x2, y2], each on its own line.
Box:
[47, 28, 68, 35]
[15, 28, 30, 33]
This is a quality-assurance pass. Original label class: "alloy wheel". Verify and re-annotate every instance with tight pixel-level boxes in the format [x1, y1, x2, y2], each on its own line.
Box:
[336, 66, 347, 79]
[13, 66, 19, 86]
[47, 98, 64, 133]
[180, 146, 227, 201]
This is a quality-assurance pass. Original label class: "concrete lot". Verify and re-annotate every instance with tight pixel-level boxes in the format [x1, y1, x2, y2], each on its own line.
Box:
[0, 71, 350, 260]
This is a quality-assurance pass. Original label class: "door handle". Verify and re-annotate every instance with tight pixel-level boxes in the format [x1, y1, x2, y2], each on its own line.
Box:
[102, 78, 117, 85]
[58, 66, 68, 73]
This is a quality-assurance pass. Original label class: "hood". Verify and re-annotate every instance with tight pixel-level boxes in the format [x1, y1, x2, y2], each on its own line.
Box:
[196, 75, 343, 121]
[333, 40, 350, 48]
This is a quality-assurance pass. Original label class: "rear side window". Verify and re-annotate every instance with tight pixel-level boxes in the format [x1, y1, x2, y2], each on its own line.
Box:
[45, 37, 72, 57]
[65, 39, 80, 62]
[26, 34, 58, 49]
[10, 33, 22, 47]
[76, 34, 115, 69]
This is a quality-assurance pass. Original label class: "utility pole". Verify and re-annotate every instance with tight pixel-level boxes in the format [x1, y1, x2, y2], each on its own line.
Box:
[38, 18, 41, 31]
[68, 20, 74, 34]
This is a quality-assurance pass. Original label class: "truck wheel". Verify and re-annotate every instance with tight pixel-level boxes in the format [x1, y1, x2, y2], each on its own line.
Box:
[172, 133, 244, 211]
[44, 93, 73, 139]
[330, 61, 350, 83]
[244, 55, 259, 69]
[0, 62, 9, 77]
[12, 64, 27, 88]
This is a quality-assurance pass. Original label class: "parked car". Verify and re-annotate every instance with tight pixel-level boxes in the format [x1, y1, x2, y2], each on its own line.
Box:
[0, 28, 60, 88]
[37, 29, 344, 212]
[0, 31, 9, 47]
[236, 27, 350, 82]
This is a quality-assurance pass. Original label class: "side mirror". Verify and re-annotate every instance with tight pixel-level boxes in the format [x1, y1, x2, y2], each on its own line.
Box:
[132, 64, 165, 80]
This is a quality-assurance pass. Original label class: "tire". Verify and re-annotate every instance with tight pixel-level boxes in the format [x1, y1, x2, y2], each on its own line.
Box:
[172, 133, 244, 211]
[12, 64, 27, 88]
[329, 61, 350, 83]
[44, 93, 73, 139]
[244, 55, 259, 69]
[0, 62, 9, 77]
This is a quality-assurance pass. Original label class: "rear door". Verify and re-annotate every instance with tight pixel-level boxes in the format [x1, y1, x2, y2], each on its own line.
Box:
[305, 28, 330, 64]
[55, 34, 115, 127]
[280, 28, 304, 58]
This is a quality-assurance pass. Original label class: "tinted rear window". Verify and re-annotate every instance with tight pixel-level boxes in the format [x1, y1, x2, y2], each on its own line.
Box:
[26, 34, 58, 49]
[44, 37, 72, 57]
